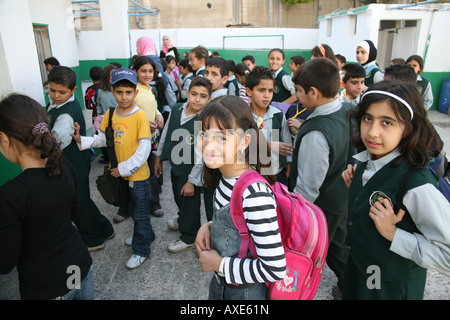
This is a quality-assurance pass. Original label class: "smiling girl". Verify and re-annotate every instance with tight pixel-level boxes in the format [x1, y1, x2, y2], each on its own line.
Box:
[341, 81, 450, 299]
[195, 95, 286, 300]
[268, 48, 296, 104]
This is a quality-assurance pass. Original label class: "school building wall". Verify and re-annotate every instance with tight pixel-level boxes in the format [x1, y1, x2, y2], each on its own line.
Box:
[317, 4, 450, 111]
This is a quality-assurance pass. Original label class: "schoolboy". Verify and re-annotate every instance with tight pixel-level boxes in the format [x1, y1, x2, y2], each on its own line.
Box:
[225, 59, 239, 96]
[245, 66, 293, 186]
[288, 58, 350, 298]
[46, 66, 114, 252]
[204, 57, 229, 99]
[289, 55, 305, 77]
[72, 68, 155, 270]
[154, 77, 213, 253]
[340, 63, 366, 108]
[84, 66, 102, 124]
[242, 55, 256, 71]
[176, 58, 194, 103]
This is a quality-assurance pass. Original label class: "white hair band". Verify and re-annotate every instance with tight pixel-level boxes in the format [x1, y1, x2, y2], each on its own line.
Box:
[362, 90, 414, 120]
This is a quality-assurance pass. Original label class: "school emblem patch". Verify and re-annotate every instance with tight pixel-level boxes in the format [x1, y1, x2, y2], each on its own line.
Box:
[274, 85, 280, 94]
[186, 134, 195, 145]
[369, 191, 393, 207]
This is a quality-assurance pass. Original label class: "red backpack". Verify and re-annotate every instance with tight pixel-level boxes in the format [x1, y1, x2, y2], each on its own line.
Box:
[230, 170, 328, 300]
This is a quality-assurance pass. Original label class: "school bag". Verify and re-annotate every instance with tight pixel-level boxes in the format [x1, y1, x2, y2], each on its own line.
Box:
[230, 170, 328, 300]
[84, 83, 100, 118]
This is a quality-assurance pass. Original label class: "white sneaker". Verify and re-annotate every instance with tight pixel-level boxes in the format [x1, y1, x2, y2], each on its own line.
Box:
[125, 254, 147, 269]
[125, 237, 132, 246]
[167, 219, 179, 231]
[167, 239, 194, 253]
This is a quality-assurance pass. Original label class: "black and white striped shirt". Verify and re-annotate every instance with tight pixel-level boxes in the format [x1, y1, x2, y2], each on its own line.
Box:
[215, 176, 286, 284]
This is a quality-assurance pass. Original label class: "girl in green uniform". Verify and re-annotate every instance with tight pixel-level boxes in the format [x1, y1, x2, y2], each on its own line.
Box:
[342, 81, 450, 299]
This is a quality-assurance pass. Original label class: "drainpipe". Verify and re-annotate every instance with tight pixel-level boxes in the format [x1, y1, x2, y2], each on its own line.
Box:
[136, 0, 145, 29]
[269, 0, 273, 27]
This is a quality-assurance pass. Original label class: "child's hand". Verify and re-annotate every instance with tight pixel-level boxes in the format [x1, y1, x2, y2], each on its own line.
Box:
[149, 121, 157, 133]
[156, 114, 164, 130]
[154, 156, 162, 178]
[342, 164, 357, 188]
[369, 198, 406, 242]
[181, 181, 195, 197]
[271, 141, 293, 157]
[110, 167, 121, 178]
[70, 122, 81, 143]
[195, 222, 212, 253]
[198, 249, 222, 273]
[287, 118, 302, 130]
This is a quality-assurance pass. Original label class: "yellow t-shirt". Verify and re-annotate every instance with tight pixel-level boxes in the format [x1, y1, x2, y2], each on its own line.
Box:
[100, 108, 151, 181]
[134, 83, 161, 137]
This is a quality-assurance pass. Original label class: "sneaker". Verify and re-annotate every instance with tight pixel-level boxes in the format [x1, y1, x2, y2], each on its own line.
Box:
[167, 239, 194, 253]
[167, 219, 179, 231]
[88, 243, 105, 252]
[151, 208, 164, 217]
[125, 254, 147, 269]
[125, 237, 132, 246]
[113, 214, 128, 224]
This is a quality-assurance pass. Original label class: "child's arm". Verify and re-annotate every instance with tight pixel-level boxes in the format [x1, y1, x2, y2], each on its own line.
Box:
[51, 114, 75, 150]
[293, 131, 330, 202]
[342, 164, 357, 188]
[375, 185, 450, 273]
[71, 122, 106, 149]
[281, 75, 297, 104]
[117, 138, 151, 178]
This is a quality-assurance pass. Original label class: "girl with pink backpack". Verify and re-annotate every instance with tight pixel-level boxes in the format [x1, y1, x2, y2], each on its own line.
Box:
[194, 96, 287, 300]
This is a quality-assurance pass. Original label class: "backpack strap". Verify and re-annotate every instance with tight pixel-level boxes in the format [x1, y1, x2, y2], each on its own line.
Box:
[105, 107, 119, 168]
[230, 170, 271, 259]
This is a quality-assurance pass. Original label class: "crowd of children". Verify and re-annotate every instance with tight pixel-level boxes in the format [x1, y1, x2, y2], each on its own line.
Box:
[1, 37, 450, 301]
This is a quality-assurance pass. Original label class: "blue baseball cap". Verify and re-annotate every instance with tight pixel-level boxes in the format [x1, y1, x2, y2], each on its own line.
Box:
[111, 67, 138, 85]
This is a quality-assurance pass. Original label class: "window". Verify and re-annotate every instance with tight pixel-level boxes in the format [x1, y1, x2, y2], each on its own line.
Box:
[349, 15, 357, 36]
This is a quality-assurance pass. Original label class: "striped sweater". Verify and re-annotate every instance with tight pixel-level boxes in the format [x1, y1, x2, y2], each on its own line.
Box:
[215, 176, 286, 284]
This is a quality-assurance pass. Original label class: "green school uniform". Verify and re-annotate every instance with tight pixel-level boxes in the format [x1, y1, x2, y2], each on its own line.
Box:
[161, 103, 203, 243]
[344, 156, 436, 300]
[47, 99, 114, 247]
[288, 105, 350, 290]
[272, 69, 292, 103]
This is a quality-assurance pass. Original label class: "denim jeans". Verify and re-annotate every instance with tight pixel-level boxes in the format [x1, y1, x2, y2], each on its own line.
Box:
[129, 178, 155, 257]
[208, 204, 268, 300]
[55, 267, 95, 300]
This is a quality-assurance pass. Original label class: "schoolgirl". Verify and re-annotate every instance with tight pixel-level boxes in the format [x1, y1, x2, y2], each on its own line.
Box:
[342, 81, 450, 299]
[195, 95, 286, 300]
[406, 55, 434, 110]
[268, 48, 296, 104]
[356, 40, 384, 86]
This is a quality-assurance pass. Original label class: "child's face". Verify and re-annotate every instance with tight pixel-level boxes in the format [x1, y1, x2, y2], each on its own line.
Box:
[360, 101, 405, 159]
[268, 51, 285, 72]
[356, 46, 369, 65]
[344, 77, 365, 99]
[199, 120, 249, 173]
[166, 59, 176, 72]
[295, 84, 315, 109]
[187, 85, 211, 113]
[289, 60, 299, 72]
[48, 83, 76, 105]
[205, 66, 228, 92]
[243, 60, 255, 71]
[112, 85, 138, 109]
[246, 79, 274, 110]
[189, 52, 204, 71]
[136, 63, 154, 85]
[406, 60, 421, 74]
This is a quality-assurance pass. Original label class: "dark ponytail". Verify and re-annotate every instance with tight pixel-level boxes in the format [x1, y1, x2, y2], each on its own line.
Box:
[0, 93, 63, 177]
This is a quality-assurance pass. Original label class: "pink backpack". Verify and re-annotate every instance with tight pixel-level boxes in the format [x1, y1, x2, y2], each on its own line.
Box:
[230, 170, 329, 300]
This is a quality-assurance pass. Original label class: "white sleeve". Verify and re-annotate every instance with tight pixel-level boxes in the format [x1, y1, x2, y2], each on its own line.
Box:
[390, 183, 450, 273]
[51, 113, 74, 150]
[117, 139, 152, 177]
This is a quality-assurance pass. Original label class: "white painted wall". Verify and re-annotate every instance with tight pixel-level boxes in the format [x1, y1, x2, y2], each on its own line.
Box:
[317, 4, 450, 72]
[28, 0, 79, 68]
[0, 0, 45, 104]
